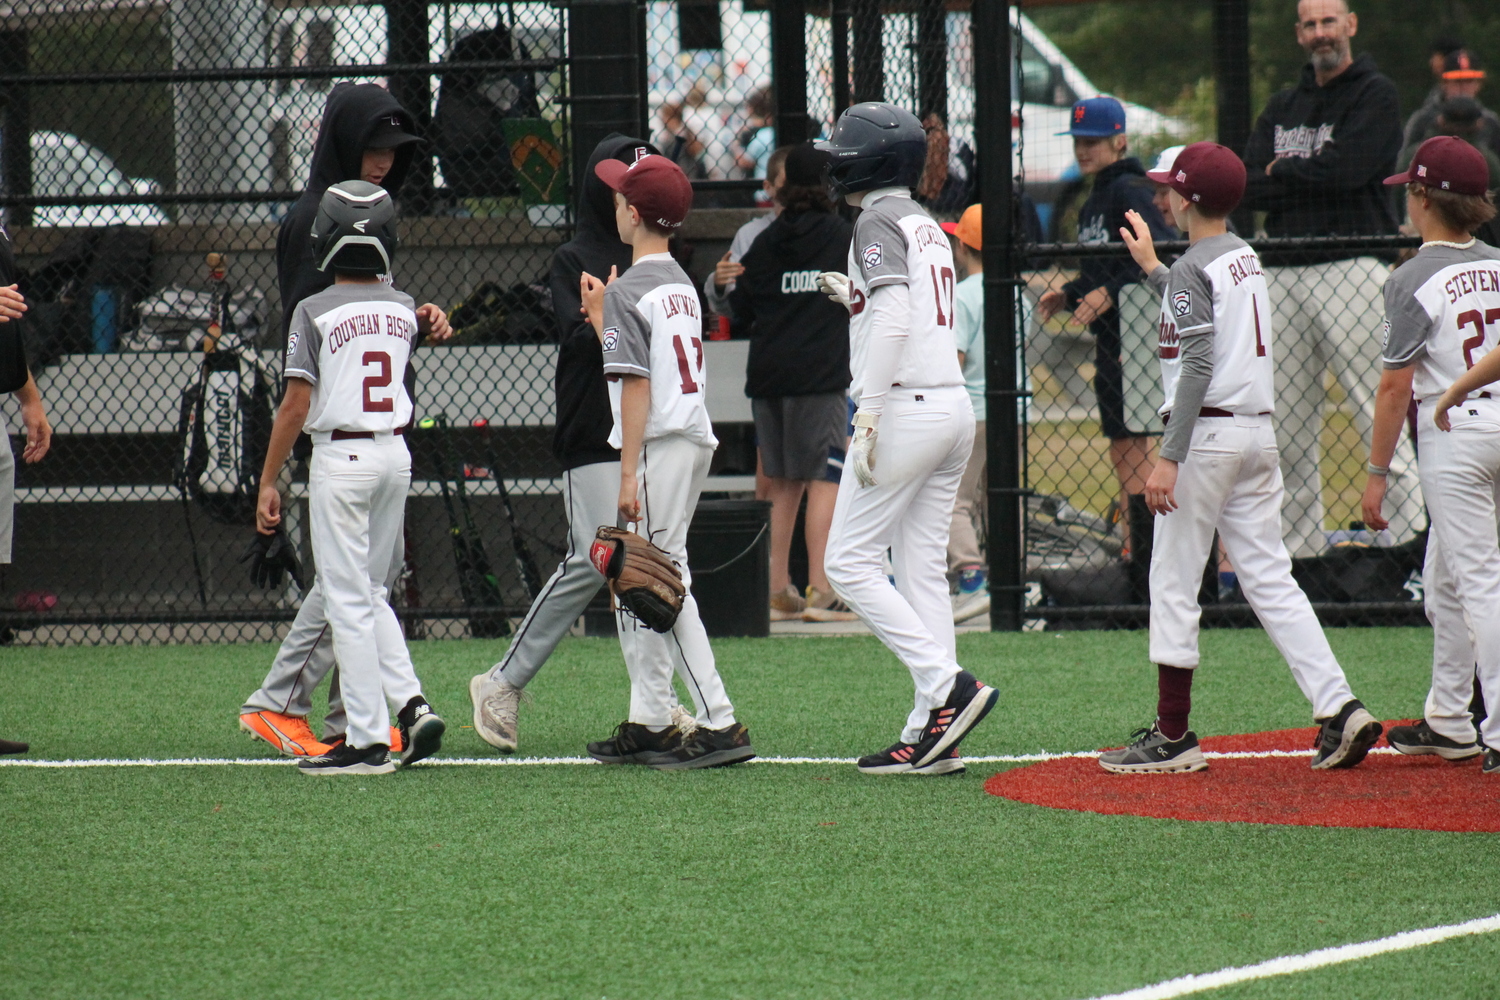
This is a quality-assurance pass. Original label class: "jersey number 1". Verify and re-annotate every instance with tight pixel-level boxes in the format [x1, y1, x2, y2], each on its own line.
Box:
[1458, 308, 1500, 369]
[362, 351, 394, 412]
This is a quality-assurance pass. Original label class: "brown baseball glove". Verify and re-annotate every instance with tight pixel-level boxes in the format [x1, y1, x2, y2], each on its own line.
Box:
[589, 526, 686, 633]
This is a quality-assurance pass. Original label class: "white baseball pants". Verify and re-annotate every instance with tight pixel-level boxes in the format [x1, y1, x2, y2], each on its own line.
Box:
[1148, 414, 1354, 720]
[308, 434, 421, 750]
[1268, 258, 1425, 557]
[1416, 398, 1500, 748]
[826, 385, 975, 744]
[620, 435, 735, 729]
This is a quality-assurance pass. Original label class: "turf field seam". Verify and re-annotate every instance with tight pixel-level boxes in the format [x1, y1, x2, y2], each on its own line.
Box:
[1079, 912, 1500, 1000]
[0, 748, 1401, 767]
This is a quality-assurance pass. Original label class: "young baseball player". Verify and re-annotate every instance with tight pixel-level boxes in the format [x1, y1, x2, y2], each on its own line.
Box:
[941, 204, 989, 625]
[815, 103, 999, 776]
[578, 154, 755, 770]
[257, 181, 445, 776]
[1362, 136, 1500, 771]
[1102, 141, 1382, 774]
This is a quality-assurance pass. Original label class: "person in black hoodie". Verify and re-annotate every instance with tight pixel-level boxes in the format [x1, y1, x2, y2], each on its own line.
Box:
[1037, 97, 1172, 545]
[240, 83, 453, 757]
[1241, 0, 1424, 558]
[727, 143, 854, 623]
[467, 133, 662, 755]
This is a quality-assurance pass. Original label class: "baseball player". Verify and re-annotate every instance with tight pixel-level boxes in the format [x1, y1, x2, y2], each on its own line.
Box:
[578, 153, 755, 770]
[239, 84, 450, 758]
[257, 182, 445, 776]
[814, 103, 999, 776]
[0, 220, 52, 755]
[1362, 136, 1500, 772]
[1101, 142, 1381, 774]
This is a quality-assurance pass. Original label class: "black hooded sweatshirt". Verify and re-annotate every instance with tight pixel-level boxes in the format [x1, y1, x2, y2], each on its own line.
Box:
[549, 133, 658, 471]
[726, 208, 852, 399]
[274, 83, 418, 343]
[1242, 53, 1402, 263]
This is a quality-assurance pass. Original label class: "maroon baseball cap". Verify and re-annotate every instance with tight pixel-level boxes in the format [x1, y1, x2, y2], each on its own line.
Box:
[1145, 141, 1246, 215]
[594, 154, 693, 230]
[1384, 135, 1490, 196]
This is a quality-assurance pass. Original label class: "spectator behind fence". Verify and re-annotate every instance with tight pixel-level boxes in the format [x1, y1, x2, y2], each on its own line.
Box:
[432, 23, 541, 199]
[703, 145, 794, 328]
[684, 82, 730, 180]
[0, 221, 53, 755]
[941, 205, 989, 624]
[1148, 146, 1187, 236]
[732, 87, 776, 182]
[657, 96, 709, 181]
[1241, 0, 1423, 558]
[1399, 97, 1500, 192]
[1037, 96, 1172, 548]
[726, 144, 856, 624]
[1404, 49, 1500, 160]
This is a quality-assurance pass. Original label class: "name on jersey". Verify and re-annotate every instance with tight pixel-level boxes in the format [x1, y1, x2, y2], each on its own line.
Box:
[1158, 316, 1180, 359]
[1226, 253, 1263, 286]
[327, 311, 415, 355]
[660, 292, 699, 320]
[912, 223, 949, 251]
[1443, 267, 1500, 304]
[780, 270, 822, 294]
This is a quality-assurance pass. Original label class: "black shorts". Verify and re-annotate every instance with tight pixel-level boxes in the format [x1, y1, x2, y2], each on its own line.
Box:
[753, 393, 847, 481]
[1093, 325, 1146, 440]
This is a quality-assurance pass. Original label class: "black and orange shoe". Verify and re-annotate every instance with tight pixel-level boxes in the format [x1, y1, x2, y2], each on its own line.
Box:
[857, 741, 964, 775]
[910, 670, 998, 768]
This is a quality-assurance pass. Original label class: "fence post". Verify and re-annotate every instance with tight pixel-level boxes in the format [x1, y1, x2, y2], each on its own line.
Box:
[0, 28, 30, 228]
[851, 0, 882, 103]
[566, 0, 647, 201]
[976, 0, 1022, 632]
[771, 0, 808, 146]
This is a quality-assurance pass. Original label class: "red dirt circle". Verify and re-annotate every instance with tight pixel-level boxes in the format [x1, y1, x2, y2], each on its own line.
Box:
[984, 724, 1500, 832]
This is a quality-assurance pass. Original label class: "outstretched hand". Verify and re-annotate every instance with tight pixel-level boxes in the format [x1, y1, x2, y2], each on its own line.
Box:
[1119, 209, 1163, 276]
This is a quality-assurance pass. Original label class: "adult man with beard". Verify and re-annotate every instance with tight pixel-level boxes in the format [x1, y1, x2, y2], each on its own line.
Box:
[1242, 0, 1422, 558]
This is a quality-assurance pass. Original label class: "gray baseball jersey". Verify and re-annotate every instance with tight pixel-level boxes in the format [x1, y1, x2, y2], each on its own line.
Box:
[1381, 241, 1500, 399]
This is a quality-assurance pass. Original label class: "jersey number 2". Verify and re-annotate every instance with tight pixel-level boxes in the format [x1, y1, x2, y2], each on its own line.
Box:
[672, 334, 704, 394]
[362, 351, 394, 412]
[1457, 308, 1500, 369]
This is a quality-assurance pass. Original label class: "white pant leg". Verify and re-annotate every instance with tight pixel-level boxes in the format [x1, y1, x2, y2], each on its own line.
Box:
[309, 436, 413, 749]
[1417, 399, 1500, 748]
[240, 575, 335, 719]
[368, 440, 421, 712]
[1215, 418, 1353, 720]
[492, 461, 619, 689]
[621, 437, 734, 728]
[1269, 265, 1328, 558]
[1421, 533, 1480, 743]
[825, 386, 973, 743]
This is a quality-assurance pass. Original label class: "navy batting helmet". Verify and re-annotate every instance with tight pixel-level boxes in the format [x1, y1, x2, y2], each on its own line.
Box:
[311, 180, 398, 275]
[815, 103, 926, 198]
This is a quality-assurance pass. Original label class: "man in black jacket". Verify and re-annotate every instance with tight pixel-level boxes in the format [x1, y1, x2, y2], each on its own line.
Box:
[1242, 0, 1423, 557]
[468, 134, 667, 755]
[1038, 97, 1172, 543]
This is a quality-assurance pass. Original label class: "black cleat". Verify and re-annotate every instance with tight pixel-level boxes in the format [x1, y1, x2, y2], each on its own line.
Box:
[910, 670, 998, 768]
[1311, 699, 1382, 769]
[857, 742, 964, 775]
[1386, 720, 1481, 761]
[648, 723, 756, 770]
[397, 695, 445, 767]
[587, 721, 682, 764]
[298, 741, 395, 776]
[0, 738, 28, 755]
[1484, 749, 1500, 775]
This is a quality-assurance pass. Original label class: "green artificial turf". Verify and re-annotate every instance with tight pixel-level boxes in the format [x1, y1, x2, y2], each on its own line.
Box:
[2, 629, 1498, 1000]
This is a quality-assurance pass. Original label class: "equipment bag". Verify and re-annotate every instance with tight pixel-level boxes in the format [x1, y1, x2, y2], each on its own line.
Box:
[176, 345, 274, 525]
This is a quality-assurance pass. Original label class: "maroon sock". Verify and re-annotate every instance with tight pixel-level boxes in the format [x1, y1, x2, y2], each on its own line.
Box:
[1156, 665, 1195, 741]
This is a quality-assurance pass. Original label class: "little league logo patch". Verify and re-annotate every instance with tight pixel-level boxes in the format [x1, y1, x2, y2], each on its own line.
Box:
[1172, 290, 1192, 318]
[285, 332, 299, 360]
[602, 326, 620, 352]
[862, 242, 883, 270]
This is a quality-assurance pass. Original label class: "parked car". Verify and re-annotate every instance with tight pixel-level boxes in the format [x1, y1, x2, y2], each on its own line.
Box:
[1, 130, 169, 227]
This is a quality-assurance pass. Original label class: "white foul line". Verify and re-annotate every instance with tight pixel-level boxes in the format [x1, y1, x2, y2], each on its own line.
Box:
[1080, 913, 1500, 1000]
[0, 748, 1399, 768]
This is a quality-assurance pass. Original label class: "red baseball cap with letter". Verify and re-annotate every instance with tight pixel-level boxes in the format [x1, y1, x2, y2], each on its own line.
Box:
[594, 154, 694, 230]
[1384, 135, 1490, 196]
[1145, 141, 1246, 215]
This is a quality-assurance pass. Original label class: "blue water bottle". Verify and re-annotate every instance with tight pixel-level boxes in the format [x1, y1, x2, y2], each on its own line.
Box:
[91, 285, 118, 353]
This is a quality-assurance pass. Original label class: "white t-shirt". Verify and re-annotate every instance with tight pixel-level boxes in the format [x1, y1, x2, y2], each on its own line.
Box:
[600, 252, 719, 448]
[846, 187, 965, 397]
[1382, 240, 1500, 400]
[284, 281, 417, 434]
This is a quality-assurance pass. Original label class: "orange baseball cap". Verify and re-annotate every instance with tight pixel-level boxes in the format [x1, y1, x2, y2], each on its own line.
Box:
[940, 204, 981, 251]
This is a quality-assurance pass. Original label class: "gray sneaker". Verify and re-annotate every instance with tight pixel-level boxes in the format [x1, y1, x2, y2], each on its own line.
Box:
[1387, 719, 1480, 760]
[469, 671, 521, 754]
[1311, 700, 1382, 770]
[1098, 724, 1208, 774]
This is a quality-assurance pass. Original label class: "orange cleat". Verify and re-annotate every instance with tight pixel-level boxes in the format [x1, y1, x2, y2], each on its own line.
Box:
[321, 726, 403, 752]
[240, 711, 333, 757]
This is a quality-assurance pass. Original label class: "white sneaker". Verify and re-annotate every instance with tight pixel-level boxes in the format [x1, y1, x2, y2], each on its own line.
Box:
[469, 671, 521, 754]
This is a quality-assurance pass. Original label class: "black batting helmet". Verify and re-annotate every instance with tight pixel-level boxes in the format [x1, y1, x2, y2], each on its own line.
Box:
[815, 103, 926, 198]
[311, 180, 398, 275]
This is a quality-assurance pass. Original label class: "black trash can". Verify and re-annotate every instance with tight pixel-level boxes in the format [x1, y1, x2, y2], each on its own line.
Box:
[687, 499, 771, 637]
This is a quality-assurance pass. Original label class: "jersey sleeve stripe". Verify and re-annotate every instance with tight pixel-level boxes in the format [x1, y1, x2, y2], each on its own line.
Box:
[1175, 323, 1214, 334]
[602, 362, 652, 377]
[284, 367, 318, 384]
[865, 274, 909, 290]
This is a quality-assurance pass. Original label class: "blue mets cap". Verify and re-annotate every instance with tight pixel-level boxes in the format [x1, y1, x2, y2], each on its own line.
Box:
[1058, 97, 1127, 138]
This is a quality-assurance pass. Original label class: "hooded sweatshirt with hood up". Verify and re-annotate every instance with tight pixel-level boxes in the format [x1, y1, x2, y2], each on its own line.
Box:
[549, 133, 658, 471]
[275, 83, 419, 343]
[1242, 53, 1402, 263]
